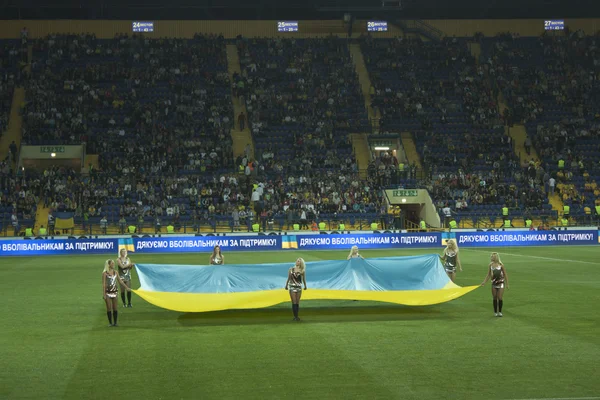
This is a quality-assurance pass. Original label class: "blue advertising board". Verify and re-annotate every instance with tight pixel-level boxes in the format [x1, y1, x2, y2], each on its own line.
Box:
[133, 236, 281, 253]
[455, 230, 598, 247]
[1, 230, 598, 256]
[287, 232, 441, 250]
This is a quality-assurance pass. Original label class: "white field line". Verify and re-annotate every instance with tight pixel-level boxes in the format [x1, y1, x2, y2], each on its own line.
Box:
[505, 397, 600, 400]
[466, 249, 600, 266]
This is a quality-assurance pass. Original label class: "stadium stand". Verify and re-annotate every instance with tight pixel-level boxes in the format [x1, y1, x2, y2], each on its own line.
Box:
[5, 28, 600, 234]
[0, 38, 30, 234]
[359, 35, 556, 226]
[483, 32, 600, 221]
[21, 34, 239, 232]
[233, 37, 383, 229]
[9, 34, 386, 234]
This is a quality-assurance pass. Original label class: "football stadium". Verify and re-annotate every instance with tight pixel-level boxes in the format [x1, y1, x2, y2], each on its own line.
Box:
[1, 1, 600, 399]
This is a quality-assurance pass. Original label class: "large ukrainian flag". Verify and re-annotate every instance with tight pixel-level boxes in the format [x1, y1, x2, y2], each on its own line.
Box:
[133, 255, 478, 313]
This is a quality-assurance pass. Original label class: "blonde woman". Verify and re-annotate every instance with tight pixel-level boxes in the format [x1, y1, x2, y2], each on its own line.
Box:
[441, 239, 462, 282]
[117, 249, 135, 308]
[347, 245, 364, 260]
[209, 245, 225, 265]
[481, 252, 510, 317]
[102, 259, 131, 327]
[284, 258, 307, 321]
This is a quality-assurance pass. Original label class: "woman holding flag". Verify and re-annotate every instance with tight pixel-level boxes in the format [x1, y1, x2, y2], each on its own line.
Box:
[117, 248, 135, 307]
[441, 239, 462, 282]
[103, 259, 132, 327]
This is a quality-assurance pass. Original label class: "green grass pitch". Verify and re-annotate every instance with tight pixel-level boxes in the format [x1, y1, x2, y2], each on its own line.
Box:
[1, 247, 599, 400]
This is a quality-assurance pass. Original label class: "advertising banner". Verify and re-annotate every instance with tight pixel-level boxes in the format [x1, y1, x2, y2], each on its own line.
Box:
[0, 238, 117, 256]
[1, 230, 597, 257]
[132, 236, 281, 253]
[286, 233, 441, 250]
[454, 230, 598, 247]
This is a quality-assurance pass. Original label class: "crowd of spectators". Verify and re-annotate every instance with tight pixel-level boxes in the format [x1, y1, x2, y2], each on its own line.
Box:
[483, 31, 600, 215]
[531, 118, 600, 210]
[236, 37, 368, 134]
[367, 150, 419, 187]
[7, 31, 600, 232]
[0, 38, 30, 231]
[2, 34, 385, 233]
[359, 34, 536, 217]
[0, 161, 39, 232]
[12, 34, 244, 230]
[23, 33, 233, 174]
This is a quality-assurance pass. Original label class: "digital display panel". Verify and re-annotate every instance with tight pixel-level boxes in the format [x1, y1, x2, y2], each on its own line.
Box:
[277, 21, 299, 32]
[367, 21, 388, 32]
[544, 20, 564, 30]
[132, 21, 154, 32]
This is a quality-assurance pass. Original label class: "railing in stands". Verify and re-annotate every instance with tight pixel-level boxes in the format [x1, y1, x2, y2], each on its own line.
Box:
[3, 212, 597, 237]
[445, 210, 591, 230]
[0, 214, 403, 237]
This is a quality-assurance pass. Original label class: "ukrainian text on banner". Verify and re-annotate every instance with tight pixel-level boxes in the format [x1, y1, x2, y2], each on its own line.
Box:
[455, 230, 599, 247]
[289, 232, 442, 250]
[0, 238, 118, 256]
[133, 236, 282, 253]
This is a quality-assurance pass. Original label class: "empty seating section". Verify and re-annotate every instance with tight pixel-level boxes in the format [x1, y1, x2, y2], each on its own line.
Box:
[483, 34, 600, 217]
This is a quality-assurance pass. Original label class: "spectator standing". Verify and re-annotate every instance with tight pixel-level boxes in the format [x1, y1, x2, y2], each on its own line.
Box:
[11, 211, 19, 236]
[100, 215, 108, 234]
[238, 112, 246, 131]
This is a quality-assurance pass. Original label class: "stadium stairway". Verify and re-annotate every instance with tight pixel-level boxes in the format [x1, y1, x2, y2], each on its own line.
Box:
[506, 124, 565, 216]
[226, 44, 254, 159]
[498, 94, 565, 217]
[25, 44, 32, 75]
[498, 93, 540, 165]
[231, 130, 254, 160]
[348, 44, 380, 129]
[468, 42, 481, 64]
[350, 133, 370, 179]
[548, 193, 564, 218]
[400, 132, 423, 170]
[507, 124, 540, 166]
[0, 87, 25, 166]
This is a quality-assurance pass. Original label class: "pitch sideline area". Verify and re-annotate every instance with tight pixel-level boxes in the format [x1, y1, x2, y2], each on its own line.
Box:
[1, 247, 598, 399]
